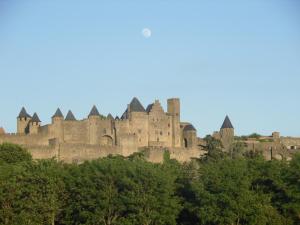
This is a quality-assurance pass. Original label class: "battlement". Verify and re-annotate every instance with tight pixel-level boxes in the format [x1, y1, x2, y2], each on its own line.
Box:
[0, 97, 201, 163]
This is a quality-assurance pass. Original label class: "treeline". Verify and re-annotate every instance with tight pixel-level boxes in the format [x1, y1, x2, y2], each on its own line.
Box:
[0, 142, 299, 225]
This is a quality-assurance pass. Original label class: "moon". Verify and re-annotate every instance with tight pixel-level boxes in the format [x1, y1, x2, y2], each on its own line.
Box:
[142, 28, 152, 38]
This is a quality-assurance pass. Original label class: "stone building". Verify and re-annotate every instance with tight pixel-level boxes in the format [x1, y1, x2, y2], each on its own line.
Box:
[213, 115, 235, 150]
[0, 98, 204, 163]
[213, 116, 299, 160]
[1, 99, 299, 162]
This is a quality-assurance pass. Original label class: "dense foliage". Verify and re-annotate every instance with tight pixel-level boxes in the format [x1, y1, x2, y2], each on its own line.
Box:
[0, 143, 299, 225]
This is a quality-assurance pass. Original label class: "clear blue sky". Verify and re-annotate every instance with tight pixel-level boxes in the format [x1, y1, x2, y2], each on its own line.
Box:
[0, 0, 299, 137]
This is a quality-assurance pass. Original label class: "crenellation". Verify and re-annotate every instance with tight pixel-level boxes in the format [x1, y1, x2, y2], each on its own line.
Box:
[0, 97, 200, 163]
[2, 97, 297, 163]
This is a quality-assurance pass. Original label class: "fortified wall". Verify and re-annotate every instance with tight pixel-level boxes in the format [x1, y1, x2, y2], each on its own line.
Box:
[212, 117, 299, 160]
[0, 98, 205, 163]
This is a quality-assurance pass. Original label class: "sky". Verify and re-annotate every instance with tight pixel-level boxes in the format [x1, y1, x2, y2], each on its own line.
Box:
[0, 0, 300, 137]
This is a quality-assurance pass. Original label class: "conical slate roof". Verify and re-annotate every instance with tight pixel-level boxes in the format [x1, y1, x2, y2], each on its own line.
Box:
[221, 115, 234, 129]
[52, 108, 64, 118]
[107, 113, 114, 120]
[121, 109, 128, 120]
[65, 110, 76, 121]
[129, 97, 146, 112]
[146, 104, 154, 113]
[31, 113, 41, 123]
[183, 124, 196, 132]
[18, 107, 31, 118]
[115, 116, 120, 120]
[89, 105, 100, 117]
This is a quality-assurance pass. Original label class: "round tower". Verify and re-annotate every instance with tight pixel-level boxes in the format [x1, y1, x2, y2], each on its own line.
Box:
[183, 124, 197, 148]
[220, 115, 234, 149]
[51, 108, 64, 141]
[88, 105, 101, 144]
[29, 113, 41, 134]
[17, 107, 31, 134]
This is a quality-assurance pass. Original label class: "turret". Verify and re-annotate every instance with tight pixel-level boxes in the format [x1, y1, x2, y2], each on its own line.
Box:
[29, 113, 41, 134]
[107, 113, 114, 120]
[183, 124, 197, 148]
[167, 98, 181, 147]
[88, 105, 100, 144]
[127, 97, 148, 147]
[52, 108, 64, 123]
[127, 97, 146, 119]
[219, 115, 234, 149]
[65, 110, 76, 121]
[51, 108, 64, 141]
[17, 107, 32, 134]
[88, 105, 101, 119]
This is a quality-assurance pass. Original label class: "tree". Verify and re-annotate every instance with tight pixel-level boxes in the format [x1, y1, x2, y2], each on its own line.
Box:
[228, 142, 246, 159]
[181, 158, 285, 225]
[60, 156, 181, 225]
[0, 159, 65, 225]
[201, 135, 225, 162]
[284, 153, 300, 224]
[0, 143, 32, 164]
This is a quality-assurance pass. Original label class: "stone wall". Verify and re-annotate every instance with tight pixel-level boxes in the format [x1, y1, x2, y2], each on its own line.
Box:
[148, 101, 172, 147]
[280, 137, 300, 149]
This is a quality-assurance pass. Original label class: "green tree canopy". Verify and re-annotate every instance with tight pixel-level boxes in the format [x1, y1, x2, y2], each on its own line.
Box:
[0, 143, 32, 164]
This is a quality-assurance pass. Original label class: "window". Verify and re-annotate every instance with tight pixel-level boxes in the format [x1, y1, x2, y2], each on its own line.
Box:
[157, 138, 159, 142]
[138, 129, 142, 134]
[103, 129, 107, 134]
[184, 138, 188, 148]
[160, 131, 163, 135]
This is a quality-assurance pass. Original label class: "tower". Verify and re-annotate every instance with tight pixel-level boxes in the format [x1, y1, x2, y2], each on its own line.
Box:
[29, 113, 41, 134]
[17, 107, 31, 134]
[183, 124, 197, 148]
[127, 97, 148, 147]
[167, 98, 181, 147]
[51, 108, 64, 141]
[88, 105, 101, 145]
[220, 115, 234, 149]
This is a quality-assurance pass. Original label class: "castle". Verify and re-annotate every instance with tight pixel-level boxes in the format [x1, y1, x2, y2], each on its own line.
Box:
[0, 97, 299, 163]
[0, 98, 206, 163]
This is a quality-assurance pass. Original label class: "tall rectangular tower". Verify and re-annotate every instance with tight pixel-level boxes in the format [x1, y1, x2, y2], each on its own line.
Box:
[167, 98, 181, 148]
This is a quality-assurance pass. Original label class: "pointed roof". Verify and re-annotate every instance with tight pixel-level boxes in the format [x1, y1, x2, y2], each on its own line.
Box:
[221, 115, 234, 129]
[18, 107, 31, 118]
[107, 113, 114, 120]
[52, 108, 64, 118]
[31, 113, 41, 123]
[146, 104, 154, 113]
[183, 124, 196, 132]
[129, 97, 146, 112]
[65, 110, 76, 121]
[121, 109, 128, 120]
[88, 105, 100, 117]
[115, 116, 120, 120]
